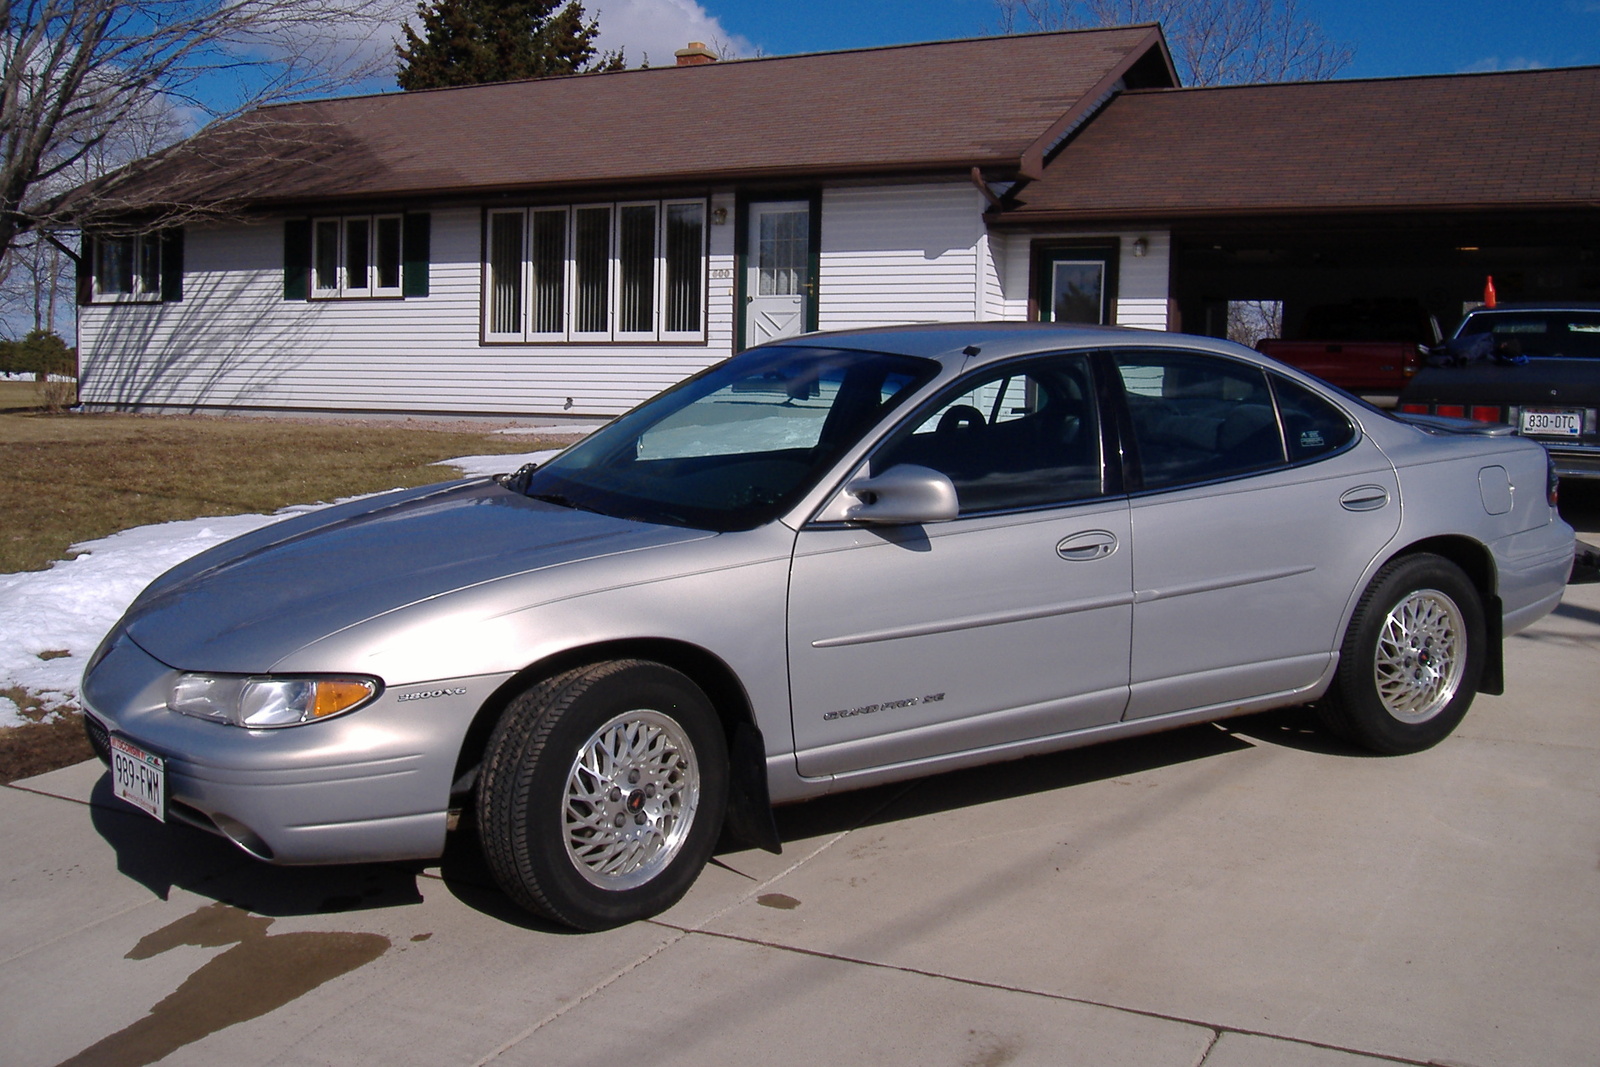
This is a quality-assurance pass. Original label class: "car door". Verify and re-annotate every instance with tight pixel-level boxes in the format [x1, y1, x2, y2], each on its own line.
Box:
[787, 352, 1133, 778]
[1108, 349, 1402, 719]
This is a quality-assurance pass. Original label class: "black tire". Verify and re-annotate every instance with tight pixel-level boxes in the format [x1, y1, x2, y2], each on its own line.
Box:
[477, 660, 728, 930]
[1316, 553, 1486, 755]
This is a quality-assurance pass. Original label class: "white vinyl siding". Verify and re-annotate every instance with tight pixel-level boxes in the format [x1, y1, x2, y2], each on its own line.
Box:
[818, 183, 988, 330]
[992, 229, 1172, 329]
[79, 202, 737, 418]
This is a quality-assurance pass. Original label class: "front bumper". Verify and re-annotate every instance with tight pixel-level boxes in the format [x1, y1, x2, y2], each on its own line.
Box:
[81, 632, 509, 865]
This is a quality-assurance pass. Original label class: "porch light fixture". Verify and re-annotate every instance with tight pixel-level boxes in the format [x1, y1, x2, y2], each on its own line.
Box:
[1132, 237, 1149, 257]
[712, 207, 728, 225]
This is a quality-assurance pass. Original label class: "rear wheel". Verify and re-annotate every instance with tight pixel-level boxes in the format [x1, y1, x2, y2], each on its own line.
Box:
[1317, 553, 1485, 755]
[478, 660, 728, 930]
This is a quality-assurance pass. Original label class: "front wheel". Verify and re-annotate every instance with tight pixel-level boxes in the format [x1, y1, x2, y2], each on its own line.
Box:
[478, 660, 728, 930]
[1316, 553, 1486, 755]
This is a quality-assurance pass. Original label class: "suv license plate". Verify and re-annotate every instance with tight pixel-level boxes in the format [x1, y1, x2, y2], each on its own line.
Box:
[1521, 408, 1583, 437]
[111, 736, 165, 822]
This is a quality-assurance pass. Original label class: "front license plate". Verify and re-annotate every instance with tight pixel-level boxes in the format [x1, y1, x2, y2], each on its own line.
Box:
[111, 736, 165, 822]
[1520, 408, 1583, 437]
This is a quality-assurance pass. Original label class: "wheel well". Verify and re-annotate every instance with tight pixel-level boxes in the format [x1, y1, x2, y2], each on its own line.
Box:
[1393, 534, 1496, 601]
[1383, 534, 1504, 695]
[450, 639, 759, 799]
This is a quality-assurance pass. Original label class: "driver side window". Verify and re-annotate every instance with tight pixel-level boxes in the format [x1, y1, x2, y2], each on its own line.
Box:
[872, 354, 1104, 514]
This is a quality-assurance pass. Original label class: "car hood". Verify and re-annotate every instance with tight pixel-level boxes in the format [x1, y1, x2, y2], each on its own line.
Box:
[120, 479, 714, 673]
[1401, 358, 1600, 405]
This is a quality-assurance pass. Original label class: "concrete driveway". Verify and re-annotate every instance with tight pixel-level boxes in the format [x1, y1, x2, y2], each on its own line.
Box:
[6, 563, 1598, 1066]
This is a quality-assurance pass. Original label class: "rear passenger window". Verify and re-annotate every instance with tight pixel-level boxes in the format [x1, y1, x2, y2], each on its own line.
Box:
[1271, 374, 1356, 462]
[1113, 351, 1286, 490]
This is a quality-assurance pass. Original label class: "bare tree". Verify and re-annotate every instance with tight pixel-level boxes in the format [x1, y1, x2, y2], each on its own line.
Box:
[1, 0, 408, 264]
[994, 0, 1352, 85]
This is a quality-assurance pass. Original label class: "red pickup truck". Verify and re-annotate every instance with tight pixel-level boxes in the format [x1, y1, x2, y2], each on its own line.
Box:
[1257, 300, 1441, 394]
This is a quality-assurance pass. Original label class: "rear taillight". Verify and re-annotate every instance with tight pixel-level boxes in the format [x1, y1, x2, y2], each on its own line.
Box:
[1436, 404, 1465, 418]
[1399, 403, 1429, 414]
[1470, 406, 1501, 423]
[1548, 454, 1560, 508]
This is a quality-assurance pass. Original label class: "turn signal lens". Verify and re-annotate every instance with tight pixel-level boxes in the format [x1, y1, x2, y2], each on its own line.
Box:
[311, 680, 378, 719]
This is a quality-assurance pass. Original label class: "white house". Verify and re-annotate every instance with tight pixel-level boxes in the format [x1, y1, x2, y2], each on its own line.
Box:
[72, 26, 1599, 418]
[70, 28, 1179, 418]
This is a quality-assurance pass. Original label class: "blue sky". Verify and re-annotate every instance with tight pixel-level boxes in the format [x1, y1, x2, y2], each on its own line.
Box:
[600, 0, 1599, 79]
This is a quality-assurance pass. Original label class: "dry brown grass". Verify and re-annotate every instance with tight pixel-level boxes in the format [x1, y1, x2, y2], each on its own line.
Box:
[0, 690, 96, 784]
[0, 411, 556, 574]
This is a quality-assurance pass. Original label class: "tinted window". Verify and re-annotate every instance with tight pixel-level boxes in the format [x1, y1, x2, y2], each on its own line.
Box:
[1113, 352, 1285, 490]
[1459, 311, 1600, 358]
[524, 346, 936, 531]
[1272, 374, 1356, 462]
[872, 354, 1102, 514]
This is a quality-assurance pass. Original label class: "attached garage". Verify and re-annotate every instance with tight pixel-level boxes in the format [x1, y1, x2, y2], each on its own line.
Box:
[994, 65, 1600, 346]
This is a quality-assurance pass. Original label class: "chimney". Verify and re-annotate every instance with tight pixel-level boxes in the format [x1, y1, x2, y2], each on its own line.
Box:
[674, 41, 717, 66]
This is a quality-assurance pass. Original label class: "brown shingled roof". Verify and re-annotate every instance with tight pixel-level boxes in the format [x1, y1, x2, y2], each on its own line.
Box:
[75, 28, 1174, 216]
[998, 65, 1600, 225]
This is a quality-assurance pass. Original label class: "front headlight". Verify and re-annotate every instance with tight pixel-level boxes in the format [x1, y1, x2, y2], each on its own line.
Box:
[169, 675, 380, 728]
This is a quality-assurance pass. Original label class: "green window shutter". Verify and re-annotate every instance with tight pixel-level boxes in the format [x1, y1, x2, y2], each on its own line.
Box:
[78, 235, 95, 305]
[402, 212, 430, 297]
[283, 218, 311, 300]
[160, 228, 184, 302]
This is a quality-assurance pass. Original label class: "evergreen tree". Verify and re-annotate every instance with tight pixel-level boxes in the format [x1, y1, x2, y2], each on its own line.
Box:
[396, 0, 624, 90]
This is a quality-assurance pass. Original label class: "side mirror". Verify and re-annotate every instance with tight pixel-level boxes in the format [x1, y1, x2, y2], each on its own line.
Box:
[822, 464, 959, 525]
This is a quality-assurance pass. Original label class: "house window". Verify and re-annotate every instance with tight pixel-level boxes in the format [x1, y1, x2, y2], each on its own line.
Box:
[311, 214, 404, 298]
[90, 230, 181, 302]
[484, 199, 707, 343]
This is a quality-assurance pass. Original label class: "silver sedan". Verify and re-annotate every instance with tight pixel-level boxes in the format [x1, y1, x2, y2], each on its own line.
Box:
[82, 325, 1576, 929]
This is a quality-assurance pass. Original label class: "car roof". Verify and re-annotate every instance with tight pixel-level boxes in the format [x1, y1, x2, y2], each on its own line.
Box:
[777, 322, 1257, 370]
[1464, 303, 1600, 314]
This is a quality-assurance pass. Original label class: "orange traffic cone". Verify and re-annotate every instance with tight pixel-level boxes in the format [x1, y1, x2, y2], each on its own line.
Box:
[1484, 275, 1497, 309]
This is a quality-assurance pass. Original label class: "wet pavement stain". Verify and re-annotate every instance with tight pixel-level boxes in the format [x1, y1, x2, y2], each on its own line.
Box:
[756, 892, 801, 910]
[55, 902, 389, 1067]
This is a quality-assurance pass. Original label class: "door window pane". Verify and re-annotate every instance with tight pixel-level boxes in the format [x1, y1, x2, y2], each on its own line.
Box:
[758, 210, 807, 296]
[1051, 261, 1104, 324]
[1114, 352, 1285, 489]
[1272, 374, 1356, 462]
[618, 205, 657, 333]
[874, 355, 1102, 513]
[487, 212, 524, 334]
[574, 207, 611, 333]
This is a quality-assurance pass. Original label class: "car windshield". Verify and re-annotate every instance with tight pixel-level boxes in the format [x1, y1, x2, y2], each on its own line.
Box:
[518, 345, 937, 530]
[1458, 311, 1600, 358]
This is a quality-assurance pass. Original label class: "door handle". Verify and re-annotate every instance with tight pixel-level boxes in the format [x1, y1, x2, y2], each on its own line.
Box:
[1056, 530, 1118, 561]
[1339, 485, 1390, 512]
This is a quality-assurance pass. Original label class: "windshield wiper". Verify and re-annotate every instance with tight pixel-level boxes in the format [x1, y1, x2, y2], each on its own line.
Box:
[528, 491, 605, 515]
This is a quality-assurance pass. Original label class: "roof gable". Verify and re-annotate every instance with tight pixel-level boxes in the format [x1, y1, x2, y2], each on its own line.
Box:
[83, 28, 1174, 216]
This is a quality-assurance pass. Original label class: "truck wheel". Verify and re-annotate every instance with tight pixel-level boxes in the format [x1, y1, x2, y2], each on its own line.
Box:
[478, 660, 728, 930]
[1316, 553, 1485, 755]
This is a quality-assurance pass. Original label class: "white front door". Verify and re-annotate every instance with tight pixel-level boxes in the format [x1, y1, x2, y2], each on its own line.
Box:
[746, 201, 810, 345]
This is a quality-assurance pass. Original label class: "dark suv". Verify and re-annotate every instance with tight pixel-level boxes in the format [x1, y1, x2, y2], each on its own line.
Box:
[1398, 304, 1600, 479]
